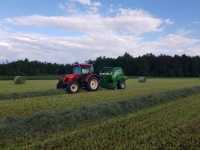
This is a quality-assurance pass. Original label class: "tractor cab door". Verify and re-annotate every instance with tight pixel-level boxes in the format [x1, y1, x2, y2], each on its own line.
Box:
[79, 66, 92, 83]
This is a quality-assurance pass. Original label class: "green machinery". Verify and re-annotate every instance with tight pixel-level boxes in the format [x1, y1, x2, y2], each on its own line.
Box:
[99, 67, 127, 89]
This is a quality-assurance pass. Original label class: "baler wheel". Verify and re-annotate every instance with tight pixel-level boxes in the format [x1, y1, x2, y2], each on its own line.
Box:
[117, 81, 126, 89]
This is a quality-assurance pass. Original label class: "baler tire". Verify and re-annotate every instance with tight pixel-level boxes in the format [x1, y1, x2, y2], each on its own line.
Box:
[117, 81, 126, 89]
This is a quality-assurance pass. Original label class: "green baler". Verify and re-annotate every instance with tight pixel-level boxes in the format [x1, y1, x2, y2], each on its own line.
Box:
[99, 67, 127, 89]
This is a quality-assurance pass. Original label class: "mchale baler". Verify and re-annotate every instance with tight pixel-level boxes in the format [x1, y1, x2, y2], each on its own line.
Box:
[57, 64, 127, 93]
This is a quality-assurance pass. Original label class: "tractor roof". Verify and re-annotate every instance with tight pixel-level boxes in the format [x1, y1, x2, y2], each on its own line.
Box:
[72, 64, 93, 68]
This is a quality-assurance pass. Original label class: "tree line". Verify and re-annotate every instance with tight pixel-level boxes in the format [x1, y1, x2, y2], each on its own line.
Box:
[0, 53, 200, 77]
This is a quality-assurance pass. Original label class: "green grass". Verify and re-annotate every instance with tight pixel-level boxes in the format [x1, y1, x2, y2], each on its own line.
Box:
[0, 85, 200, 149]
[0, 80, 57, 94]
[0, 78, 200, 149]
[0, 75, 57, 80]
[32, 94, 200, 150]
[0, 79, 200, 118]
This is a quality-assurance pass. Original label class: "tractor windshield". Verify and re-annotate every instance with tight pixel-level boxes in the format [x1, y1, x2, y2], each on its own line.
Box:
[73, 66, 91, 74]
[73, 66, 81, 74]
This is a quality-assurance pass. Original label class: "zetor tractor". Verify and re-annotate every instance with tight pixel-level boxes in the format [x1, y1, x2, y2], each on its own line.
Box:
[99, 67, 126, 89]
[57, 64, 99, 93]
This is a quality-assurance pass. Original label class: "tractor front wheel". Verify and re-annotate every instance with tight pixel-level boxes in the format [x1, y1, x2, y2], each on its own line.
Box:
[68, 82, 79, 93]
[87, 77, 99, 91]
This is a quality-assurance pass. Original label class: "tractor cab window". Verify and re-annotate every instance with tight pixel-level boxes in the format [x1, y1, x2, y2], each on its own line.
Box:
[73, 66, 81, 74]
[82, 68, 90, 74]
[73, 65, 93, 74]
[73, 66, 91, 74]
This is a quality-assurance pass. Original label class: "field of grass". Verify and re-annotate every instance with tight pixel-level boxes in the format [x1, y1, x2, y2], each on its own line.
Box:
[0, 80, 57, 94]
[0, 78, 199, 149]
[0, 75, 57, 80]
[34, 94, 200, 149]
[0, 79, 200, 119]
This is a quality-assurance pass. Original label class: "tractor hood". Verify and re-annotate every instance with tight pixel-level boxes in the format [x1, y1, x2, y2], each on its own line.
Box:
[64, 73, 80, 82]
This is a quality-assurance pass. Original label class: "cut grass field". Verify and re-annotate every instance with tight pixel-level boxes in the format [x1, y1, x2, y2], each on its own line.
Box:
[0, 78, 199, 149]
[33, 94, 200, 149]
[0, 78, 200, 119]
[0, 80, 56, 94]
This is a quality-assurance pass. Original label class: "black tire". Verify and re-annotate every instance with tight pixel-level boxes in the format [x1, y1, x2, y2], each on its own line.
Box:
[67, 82, 79, 93]
[57, 80, 64, 89]
[117, 80, 126, 89]
[87, 77, 99, 91]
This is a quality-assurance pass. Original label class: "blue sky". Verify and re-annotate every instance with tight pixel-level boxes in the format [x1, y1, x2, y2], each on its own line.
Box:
[0, 0, 200, 63]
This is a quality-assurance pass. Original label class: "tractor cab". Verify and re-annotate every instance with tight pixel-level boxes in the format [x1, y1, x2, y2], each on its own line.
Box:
[72, 64, 94, 74]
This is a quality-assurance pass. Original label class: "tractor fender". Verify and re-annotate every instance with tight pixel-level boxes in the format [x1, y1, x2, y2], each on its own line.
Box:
[84, 74, 99, 83]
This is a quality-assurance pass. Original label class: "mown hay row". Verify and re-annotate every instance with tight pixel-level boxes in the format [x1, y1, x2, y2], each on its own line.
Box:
[0, 86, 200, 140]
[0, 76, 57, 80]
[0, 89, 64, 100]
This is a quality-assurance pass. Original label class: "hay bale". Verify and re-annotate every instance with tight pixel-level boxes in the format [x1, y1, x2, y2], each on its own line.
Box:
[138, 76, 146, 83]
[14, 76, 26, 84]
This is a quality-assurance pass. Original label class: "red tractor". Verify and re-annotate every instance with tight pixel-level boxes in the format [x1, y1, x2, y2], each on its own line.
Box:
[57, 64, 100, 93]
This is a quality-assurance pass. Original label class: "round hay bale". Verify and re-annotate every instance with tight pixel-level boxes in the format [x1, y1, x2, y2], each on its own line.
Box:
[14, 76, 26, 84]
[138, 76, 146, 83]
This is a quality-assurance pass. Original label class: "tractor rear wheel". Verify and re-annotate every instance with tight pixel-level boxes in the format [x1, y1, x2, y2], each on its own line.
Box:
[87, 77, 99, 91]
[117, 80, 126, 89]
[68, 82, 79, 93]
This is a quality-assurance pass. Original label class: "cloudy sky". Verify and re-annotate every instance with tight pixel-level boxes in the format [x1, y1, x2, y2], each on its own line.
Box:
[0, 0, 200, 63]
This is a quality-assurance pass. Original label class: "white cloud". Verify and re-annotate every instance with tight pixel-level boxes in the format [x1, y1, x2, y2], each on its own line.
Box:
[6, 9, 168, 35]
[59, 0, 101, 14]
[0, 42, 11, 49]
[192, 21, 200, 24]
[0, 27, 199, 63]
[165, 18, 174, 25]
[0, 30, 137, 63]
[59, 2, 78, 14]
[72, 0, 91, 5]
[137, 34, 200, 56]
[0, 4, 199, 63]
[159, 34, 198, 48]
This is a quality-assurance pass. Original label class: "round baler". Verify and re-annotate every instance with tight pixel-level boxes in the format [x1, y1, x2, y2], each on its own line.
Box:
[99, 67, 126, 89]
